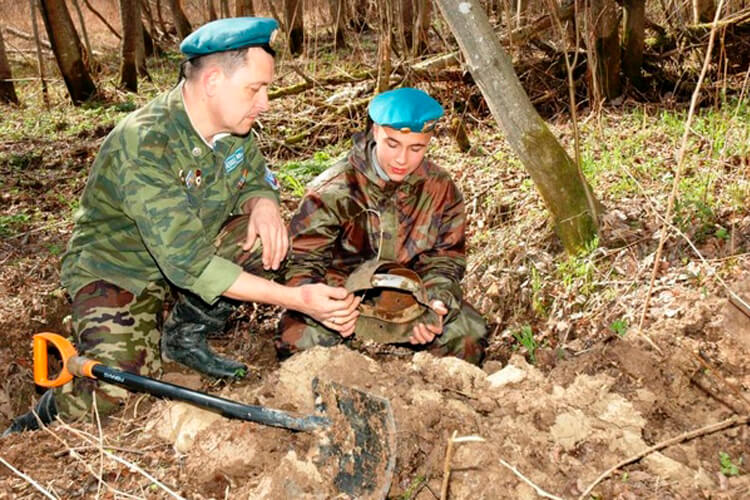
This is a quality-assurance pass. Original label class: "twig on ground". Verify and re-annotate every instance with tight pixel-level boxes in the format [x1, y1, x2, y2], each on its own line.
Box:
[499, 458, 564, 500]
[637, 0, 727, 347]
[578, 414, 750, 499]
[440, 430, 457, 500]
[0, 456, 59, 500]
[440, 433, 485, 500]
[93, 391, 105, 499]
[37, 417, 139, 499]
[58, 420, 186, 500]
[689, 350, 750, 411]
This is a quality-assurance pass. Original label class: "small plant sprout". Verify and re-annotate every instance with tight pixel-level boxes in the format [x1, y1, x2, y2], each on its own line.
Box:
[719, 451, 742, 477]
[513, 325, 539, 364]
[610, 319, 628, 337]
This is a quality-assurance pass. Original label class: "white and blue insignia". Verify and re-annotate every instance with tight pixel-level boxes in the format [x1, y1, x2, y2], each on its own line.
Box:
[264, 166, 280, 191]
[224, 147, 244, 173]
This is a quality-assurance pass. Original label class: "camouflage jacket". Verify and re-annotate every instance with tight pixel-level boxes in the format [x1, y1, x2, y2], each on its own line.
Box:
[61, 83, 279, 305]
[287, 132, 466, 318]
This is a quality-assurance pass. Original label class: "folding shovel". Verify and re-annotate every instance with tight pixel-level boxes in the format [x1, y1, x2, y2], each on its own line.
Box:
[33, 332, 396, 499]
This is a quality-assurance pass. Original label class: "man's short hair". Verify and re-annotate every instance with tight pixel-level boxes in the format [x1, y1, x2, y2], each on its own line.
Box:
[182, 45, 274, 81]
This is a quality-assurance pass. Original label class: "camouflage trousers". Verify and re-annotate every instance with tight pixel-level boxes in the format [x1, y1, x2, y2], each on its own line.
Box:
[276, 301, 488, 366]
[56, 214, 275, 419]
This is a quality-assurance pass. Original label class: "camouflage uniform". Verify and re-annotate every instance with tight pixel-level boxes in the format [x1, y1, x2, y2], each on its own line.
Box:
[56, 82, 280, 418]
[278, 132, 486, 364]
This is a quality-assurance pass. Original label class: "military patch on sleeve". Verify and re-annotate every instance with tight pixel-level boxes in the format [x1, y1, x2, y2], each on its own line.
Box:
[264, 166, 280, 190]
[224, 147, 245, 173]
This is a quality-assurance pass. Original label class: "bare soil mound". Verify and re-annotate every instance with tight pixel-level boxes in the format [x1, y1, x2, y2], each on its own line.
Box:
[3, 280, 748, 498]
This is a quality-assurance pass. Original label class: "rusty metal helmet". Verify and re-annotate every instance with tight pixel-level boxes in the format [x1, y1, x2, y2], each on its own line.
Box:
[345, 259, 439, 344]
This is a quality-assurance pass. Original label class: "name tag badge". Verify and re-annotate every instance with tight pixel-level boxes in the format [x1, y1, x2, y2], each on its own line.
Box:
[224, 147, 244, 173]
[264, 166, 280, 191]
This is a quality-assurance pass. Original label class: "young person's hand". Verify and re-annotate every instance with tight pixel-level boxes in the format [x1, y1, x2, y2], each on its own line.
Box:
[409, 300, 447, 345]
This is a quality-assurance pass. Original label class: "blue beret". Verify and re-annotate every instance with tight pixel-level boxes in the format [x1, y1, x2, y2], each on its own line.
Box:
[368, 87, 444, 133]
[180, 17, 279, 58]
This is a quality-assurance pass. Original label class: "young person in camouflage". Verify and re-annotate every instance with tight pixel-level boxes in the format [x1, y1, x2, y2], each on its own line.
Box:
[277, 88, 487, 365]
[5, 18, 359, 435]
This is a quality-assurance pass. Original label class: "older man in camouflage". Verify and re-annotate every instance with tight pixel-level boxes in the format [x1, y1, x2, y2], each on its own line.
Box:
[5, 18, 360, 434]
[278, 88, 487, 365]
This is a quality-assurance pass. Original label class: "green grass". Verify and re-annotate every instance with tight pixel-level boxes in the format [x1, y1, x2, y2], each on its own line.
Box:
[0, 213, 31, 237]
[512, 325, 539, 364]
[277, 149, 347, 196]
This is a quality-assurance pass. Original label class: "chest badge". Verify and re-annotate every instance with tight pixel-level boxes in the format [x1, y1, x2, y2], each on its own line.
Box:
[224, 147, 244, 173]
[183, 169, 202, 189]
[264, 166, 280, 191]
[237, 168, 248, 189]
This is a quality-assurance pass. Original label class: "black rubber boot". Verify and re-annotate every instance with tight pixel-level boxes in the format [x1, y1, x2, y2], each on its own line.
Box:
[161, 293, 247, 378]
[2, 390, 57, 437]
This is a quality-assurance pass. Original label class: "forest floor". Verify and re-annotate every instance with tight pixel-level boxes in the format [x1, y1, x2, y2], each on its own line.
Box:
[2, 19, 750, 499]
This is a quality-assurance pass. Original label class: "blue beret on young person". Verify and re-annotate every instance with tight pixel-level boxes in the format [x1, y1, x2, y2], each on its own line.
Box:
[368, 87, 444, 133]
[180, 17, 279, 58]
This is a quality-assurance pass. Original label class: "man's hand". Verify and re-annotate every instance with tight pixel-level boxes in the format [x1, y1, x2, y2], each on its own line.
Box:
[409, 300, 447, 345]
[297, 284, 361, 336]
[244, 198, 288, 271]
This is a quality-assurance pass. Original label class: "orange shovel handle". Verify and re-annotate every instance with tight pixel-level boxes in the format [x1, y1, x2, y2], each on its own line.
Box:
[33, 333, 100, 387]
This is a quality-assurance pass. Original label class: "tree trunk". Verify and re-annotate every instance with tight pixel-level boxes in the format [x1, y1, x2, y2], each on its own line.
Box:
[219, 0, 229, 18]
[413, 0, 431, 56]
[235, 0, 254, 16]
[155, 0, 168, 37]
[434, 0, 599, 253]
[284, 0, 305, 55]
[623, 0, 644, 86]
[205, 0, 218, 21]
[349, 0, 369, 30]
[39, 0, 97, 104]
[587, 0, 621, 100]
[166, 0, 191, 40]
[0, 27, 19, 104]
[70, 0, 94, 71]
[376, 0, 393, 92]
[328, 0, 348, 49]
[692, 0, 715, 22]
[120, 0, 139, 91]
[30, 0, 50, 107]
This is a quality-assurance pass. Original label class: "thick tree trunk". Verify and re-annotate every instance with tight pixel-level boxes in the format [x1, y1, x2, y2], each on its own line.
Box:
[39, 0, 97, 104]
[284, 0, 305, 55]
[166, 0, 192, 40]
[587, 0, 621, 100]
[434, 0, 599, 253]
[0, 28, 19, 104]
[120, 0, 139, 91]
[328, 0, 348, 49]
[623, 0, 645, 86]
[235, 0, 254, 16]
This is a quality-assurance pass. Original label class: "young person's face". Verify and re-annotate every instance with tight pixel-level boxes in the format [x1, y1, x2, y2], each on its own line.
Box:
[206, 48, 274, 136]
[372, 124, 432, 182]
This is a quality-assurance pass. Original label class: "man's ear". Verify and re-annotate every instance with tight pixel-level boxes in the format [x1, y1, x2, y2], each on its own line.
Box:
[202, 65, 224, 98]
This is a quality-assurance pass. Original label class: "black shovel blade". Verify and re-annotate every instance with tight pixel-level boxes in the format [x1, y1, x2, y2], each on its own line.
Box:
[312, 378, 396, 500]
